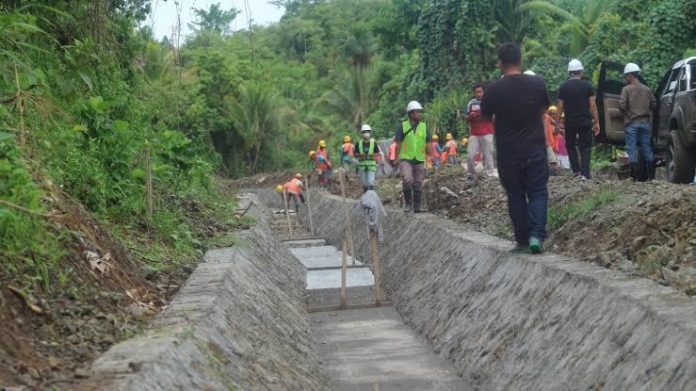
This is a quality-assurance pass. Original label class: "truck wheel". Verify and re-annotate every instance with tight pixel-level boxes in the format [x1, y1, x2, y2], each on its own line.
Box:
[667, 130, 696, 183]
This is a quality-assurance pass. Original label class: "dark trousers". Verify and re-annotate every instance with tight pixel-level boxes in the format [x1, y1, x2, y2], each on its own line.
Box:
[565, 126, 593, 178]
[498, 148, 549, 244]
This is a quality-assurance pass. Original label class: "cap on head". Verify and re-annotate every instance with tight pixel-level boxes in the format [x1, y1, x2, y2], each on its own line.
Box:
[343, 135, 351, 143]
[568, 59, 584, 72]
[360, 124, 372, 133]
[318, 140, 326, 148]
[623, 62, 641, 75]
[406, 101, 423, 113]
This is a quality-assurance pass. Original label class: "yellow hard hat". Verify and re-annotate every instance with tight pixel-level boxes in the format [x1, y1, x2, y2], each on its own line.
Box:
[275, 185, 284, 193]
[343, 135, 351, 143]
[461, 137, 469, 145]
[548, 105, 558, 112]
[318, 140, 326, 148]
[308, 150, 316, 158]
[432, 134, 439, 141]
[295, 173, 302, 179]
[446, 133, 453, 140]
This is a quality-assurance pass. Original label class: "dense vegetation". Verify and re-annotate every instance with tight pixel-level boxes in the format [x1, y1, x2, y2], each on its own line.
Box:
[1, 0, 695, 290]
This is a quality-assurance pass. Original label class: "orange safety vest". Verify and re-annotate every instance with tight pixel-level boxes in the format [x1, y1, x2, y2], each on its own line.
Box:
[430, 141, 441, 158]
[315, 148, 330, 170]
[387, 142, 397, 160]
[342, 143, 355, 157]
[544, 114, 557, 151]
[284, 178, 303, 195]
[446, 140, 458, 156]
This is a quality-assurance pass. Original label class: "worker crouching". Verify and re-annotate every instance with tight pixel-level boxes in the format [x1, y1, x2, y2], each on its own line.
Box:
[355, 124, 382, 193]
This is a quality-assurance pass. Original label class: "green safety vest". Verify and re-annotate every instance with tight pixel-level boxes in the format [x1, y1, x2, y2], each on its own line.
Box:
[357, 139, 377, 171]
[400, 120, 427, 162]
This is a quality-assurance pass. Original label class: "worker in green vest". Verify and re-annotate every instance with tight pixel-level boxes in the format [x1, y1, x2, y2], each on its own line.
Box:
[354, 124, 382, 193]
[395, 101, 432, 213]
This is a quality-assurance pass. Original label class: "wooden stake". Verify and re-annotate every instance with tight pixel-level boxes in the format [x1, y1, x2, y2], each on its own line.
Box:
[282, 190, 293, 238]
[340, 240, 347, 309]
[14, 65, 26, 150]
[145, 144, 154, 221]
[305, 173, 315, 235]
[338, 168, 356, 265]
[370, 233, 383, 307]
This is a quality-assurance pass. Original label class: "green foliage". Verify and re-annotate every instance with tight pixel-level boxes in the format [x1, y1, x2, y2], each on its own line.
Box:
[548, 190, 618, 231]
[190, 3, 240, 34]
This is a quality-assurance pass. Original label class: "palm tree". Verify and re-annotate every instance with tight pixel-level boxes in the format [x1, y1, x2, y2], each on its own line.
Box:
[316, 67, 374, 132]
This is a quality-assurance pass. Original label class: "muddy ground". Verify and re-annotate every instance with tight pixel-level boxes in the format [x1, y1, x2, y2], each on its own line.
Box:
[326, 163, 696, 296]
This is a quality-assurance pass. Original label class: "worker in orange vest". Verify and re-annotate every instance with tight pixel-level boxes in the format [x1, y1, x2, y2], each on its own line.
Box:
[429, 134, 443, 170]
[444, 133, 459, 165]
[341, 135, 355, 170]
[386, 137, 399, 177]
[283, 173, 305, 211]
[314, 140, 332, 191]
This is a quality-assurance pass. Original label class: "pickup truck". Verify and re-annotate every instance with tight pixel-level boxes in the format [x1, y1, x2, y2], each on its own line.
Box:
[596, 58, 696, 183]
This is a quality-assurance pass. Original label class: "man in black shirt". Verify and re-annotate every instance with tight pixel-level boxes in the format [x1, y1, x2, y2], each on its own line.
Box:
[481, 43, 550, 254]
[556, 59, 600, 180]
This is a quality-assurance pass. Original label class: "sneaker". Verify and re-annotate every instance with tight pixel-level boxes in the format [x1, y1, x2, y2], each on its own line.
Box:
[529, 237, 543, 254]
[509, 244, 529, 254]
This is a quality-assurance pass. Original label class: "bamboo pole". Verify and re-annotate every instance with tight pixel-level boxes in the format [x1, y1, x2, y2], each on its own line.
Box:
[305, 172, 315, 235]
[338, 168, 356, 265]
[340, 240, 347, 309]
[370, 232, 383, 307]
[145, 144, 154, 221]
[282, 190, 293, 239]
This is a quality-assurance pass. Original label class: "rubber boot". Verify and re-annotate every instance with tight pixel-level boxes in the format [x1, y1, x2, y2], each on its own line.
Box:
[403, 189, 412, 213]
[413, 190, 425, 213]
[629, 163, 639, 181]
[644, 160, 654, 181]
[362, 186, 368, 193]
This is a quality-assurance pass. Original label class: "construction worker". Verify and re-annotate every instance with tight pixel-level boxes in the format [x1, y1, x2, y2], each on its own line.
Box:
[481, 43, 551, 254]
[354, 124, 382, 192]
[429, 134, 442, 170]
[275, 184, 285, 206]
[314, 140, 332, 191]
[395, 101, 432, 213]
[620, 63, 656, 181]
[340, 135, 355, 170]
[543, 106, 559, 171]
[307, 150, 316, 171]
[283, 173, 305, 211]
[444, 133, 459, 165]
[548, 106, 570, 170]
[556, 59, 600, 180]
[466, 84, 496, 180]
[387, 137, 399, 177]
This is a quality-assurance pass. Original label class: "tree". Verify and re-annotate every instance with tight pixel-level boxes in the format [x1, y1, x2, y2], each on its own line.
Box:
[189, 3, 240, 34]
[316, 68, 375, 132]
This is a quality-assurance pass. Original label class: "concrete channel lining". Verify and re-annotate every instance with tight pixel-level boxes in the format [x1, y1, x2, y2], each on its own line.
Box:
[262, 189, 696, 390]
[79, 195, 328, 391]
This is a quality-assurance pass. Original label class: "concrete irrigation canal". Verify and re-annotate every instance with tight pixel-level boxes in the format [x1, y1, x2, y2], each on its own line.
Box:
[77, 190, 696, 390]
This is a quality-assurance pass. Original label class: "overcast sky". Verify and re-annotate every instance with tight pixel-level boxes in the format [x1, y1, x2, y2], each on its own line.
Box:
[147, 0, 284, 41]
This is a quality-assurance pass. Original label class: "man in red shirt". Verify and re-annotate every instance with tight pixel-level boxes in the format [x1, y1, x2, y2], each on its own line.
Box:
[466, 84, 496, 180]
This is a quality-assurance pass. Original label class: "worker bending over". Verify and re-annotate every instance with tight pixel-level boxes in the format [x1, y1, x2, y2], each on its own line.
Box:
[283, 173, 305, 212]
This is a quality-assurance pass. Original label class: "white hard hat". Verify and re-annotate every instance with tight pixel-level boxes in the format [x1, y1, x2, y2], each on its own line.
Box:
[406, 101, 423, 113]
[524, 70, 536, 76]
[568, 59, 584, 72]
[360, 124, 372, 132]
[623, 63, 641, 75]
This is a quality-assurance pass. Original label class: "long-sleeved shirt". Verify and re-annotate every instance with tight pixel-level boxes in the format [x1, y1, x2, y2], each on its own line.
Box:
[619, 82, 656, 125]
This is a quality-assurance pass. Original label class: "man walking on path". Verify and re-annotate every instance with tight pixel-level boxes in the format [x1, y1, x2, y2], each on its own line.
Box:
[467, 84, 496, 180]
[556, 59, 600, 180]
[620, 62, 656, 181]
[481, 43, 551, 254]
[395, 101, 432, 213]
[354, 124, 382, 192]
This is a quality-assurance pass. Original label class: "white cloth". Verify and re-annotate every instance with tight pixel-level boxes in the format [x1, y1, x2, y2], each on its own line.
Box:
[359, 190, 386, 242]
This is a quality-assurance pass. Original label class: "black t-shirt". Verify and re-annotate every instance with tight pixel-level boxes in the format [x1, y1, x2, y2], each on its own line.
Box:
[558, 78, 595, 128]
[480, 74, 550, 158]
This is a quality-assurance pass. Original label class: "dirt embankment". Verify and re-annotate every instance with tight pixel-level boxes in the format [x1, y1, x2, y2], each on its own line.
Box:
[416, 166, 696, 295]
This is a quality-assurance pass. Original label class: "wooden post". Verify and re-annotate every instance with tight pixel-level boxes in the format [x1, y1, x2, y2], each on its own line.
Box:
[338, 168, 356, 265]
[14, 65, 26, 152]
[145, 144, 154, 221]
[305, 173, 315, 236]
[283, 190, 293, 239]
[370, 233, 383, 307]
[340, 240, 347, 309]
